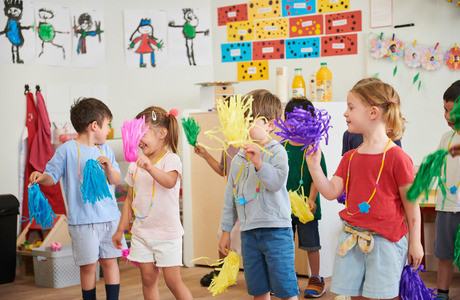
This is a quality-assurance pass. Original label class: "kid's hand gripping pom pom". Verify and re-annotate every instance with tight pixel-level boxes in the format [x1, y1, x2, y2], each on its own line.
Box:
[181, 117, 201, 146]
[399, 264, 436, 300]
[24, 184, 57, 229]
[121, 115, 150, 162]
[80, 159, 113, 204]
[121, 248, 139, 268]
[274, 106, 332, 156]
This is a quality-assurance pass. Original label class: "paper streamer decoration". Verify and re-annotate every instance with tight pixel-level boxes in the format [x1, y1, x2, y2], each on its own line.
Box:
[317, 0, 350, 13]
[325, 10, 362, 34]
[399, 265, 436, 300]
[289, 15, 324, 37]
[384, 36, 404, 61]
[248, 0, 281, 20]
[252, 40, 285, 60]
[227, 21, 254, 42]
[121, 248, 139, 267]
[208, 251, 240, 296]
[404, 45, 424, 68]
[218, 4, 248, 26]
[221, 42, 252, 62]
[455, 224, 460, 269]
[237, 60, 269, 81]
[286, 37, 320, 59]
[25, 184, 57, 229]
[321, 33, 357, 57]
[289, 188, 314, 224]
[421, 45, 444, 71]
[181, 117, 201, 146]
[274, 106, 331, 155]
[282, 0, 316, 16]
[276, 66, 288, 103]
[369, 34, 389, 58]
[80, 159, 113, 204]
[255, 18, 289, 40]
[121, 116, 149, 162]
[445, 45, 460, 71]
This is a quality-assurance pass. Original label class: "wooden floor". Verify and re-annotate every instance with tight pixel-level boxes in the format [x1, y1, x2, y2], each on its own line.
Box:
[1, 263, 459, 299]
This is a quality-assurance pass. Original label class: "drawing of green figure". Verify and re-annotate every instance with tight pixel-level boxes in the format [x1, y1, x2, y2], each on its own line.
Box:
[168, 8, 209, 66]
[37, 8, 68, 59]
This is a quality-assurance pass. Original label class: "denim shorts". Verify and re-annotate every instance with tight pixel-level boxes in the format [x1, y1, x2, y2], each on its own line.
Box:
[241, 227, 299, 298]
[331, 222, 408, 299]
[434, 211, 460, 260]
[292, 218, 321, 251]
[68, 220, 127, 266]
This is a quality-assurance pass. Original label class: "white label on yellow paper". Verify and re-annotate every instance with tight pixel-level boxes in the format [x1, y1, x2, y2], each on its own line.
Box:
[265, 26, 278, 31]
[248, 67, 257, 74]
[238, 29, 247, 35]
[330, 0, 339, 3]
[258, 7, 272, 13]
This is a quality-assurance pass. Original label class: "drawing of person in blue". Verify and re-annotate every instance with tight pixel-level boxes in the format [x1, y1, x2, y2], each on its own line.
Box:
[73, 13, 103, 54]
[0, 0, 32, 63]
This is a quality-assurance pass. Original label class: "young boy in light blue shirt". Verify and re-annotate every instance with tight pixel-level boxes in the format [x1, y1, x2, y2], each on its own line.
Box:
[219, 89, 299, 300]
[30, 98, 126, 300]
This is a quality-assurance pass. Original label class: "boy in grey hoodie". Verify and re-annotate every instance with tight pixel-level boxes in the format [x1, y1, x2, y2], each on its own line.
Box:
[218, 89, 299, 300]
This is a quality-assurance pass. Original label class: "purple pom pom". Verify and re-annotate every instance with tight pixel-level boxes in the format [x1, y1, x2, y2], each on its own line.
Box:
[274, 106, 331, 156]
[337, 192, 346, 204]
[399, 265, 436, 300]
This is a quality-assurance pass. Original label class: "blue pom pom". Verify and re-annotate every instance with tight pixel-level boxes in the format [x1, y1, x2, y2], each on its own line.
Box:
[80, 159, 113, 204]
[25, 184, 56, 229]
[399, 265, 436, 300]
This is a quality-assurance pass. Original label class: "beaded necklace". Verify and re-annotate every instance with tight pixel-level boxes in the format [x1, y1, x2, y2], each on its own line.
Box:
[132, 149, 167, 220]
[345, 139, 392, 215]
[284, 142, 307, 191]
[76, 141, 103, 183]
[233, 141, 270, 205]
[443, 131, 460, 194]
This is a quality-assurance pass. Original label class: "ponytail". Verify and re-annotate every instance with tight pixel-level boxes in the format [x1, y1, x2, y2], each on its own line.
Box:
[166, 113, 179, 153]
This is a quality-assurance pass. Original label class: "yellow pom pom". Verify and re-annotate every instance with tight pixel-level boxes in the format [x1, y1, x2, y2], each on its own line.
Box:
[289, 188, 314, 224]
[208, 250, 240, 296]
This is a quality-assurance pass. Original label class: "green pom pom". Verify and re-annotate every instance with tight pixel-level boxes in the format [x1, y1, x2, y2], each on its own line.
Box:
[407, 149, 449, 204]
[454, 224, 460, 269]
[181, 117, 201, 146]
[449, 95, 460, 130]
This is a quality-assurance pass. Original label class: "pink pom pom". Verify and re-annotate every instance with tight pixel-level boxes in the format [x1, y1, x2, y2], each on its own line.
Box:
[121, 116, 149, 162]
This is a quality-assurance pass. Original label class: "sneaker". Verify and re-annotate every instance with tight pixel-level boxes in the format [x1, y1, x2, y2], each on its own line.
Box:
[200, 270, 220, 287]
[304, 276, 326, 298]
[434, 294, 451, 300]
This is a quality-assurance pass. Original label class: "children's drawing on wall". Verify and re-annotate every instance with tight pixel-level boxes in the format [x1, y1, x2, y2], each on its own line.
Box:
[0, 0, 35, 64]
[124, 10, 168, 68]
[167, 7, 212, 66]
[34, 3, 71, 66]
[71, 8, 105, 67]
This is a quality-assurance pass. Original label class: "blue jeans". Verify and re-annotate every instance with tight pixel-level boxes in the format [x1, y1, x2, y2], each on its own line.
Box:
[241, 227, 299, 298]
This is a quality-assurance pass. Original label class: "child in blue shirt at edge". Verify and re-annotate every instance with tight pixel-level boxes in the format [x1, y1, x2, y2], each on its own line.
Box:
[30, 98, 126, 300]
[219, 89, 299, 300]
[284, 97, 327, 298]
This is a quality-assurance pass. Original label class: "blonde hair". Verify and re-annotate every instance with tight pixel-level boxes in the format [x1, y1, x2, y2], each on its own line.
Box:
[353, 77, 382, 88]
[136, 106, 179, 153]
[244, 89, 282, 121]
[350, 81, 405, 140]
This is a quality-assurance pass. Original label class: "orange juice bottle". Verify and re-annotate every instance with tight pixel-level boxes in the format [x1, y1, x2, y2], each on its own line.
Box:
[292, 68, 306, 98]
[316, 62, 332, 102]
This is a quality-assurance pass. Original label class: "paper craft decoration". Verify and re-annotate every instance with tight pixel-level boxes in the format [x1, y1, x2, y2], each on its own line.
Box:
[208, 251, 240, 296]
[399, 265, 436, 300]
[255, 18, 289, 40]
[404, 45, 424, 68]
[217, 4, 248, 26]
[80, 159, 113, 204]
[227, 20, 254, 42]
[369, 34, 388, 58]
[289, 15, 323, 38]
[26, 184, 56, 229]
[445, 44, 460, 71]
[285, 37, 320, 59]
[421, 44, 444, 71]
[317, 0, 350, 13]
[321, 33, 357, 57]
[181, 117, 201, 146]
[221, 42, 252, 62]
[289, 188, 314, 224]
[325, 10, 362, 35]
[252, 39, 285, 60]
[237, 60, 269, 81]
[282, 0, 316, 17]
[121, 116, 149, 162]
[383, 35, 403, 61]
[248, 0, 281, 20]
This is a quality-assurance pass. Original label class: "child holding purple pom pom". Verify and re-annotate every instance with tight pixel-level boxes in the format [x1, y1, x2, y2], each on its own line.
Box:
[306, 80, 423, 299]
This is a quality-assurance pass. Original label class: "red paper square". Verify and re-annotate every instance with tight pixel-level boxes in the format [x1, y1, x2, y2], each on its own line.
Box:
[321, 34, 357, 57]
[325, 10, 362, 34]
[218, 4, 248, 26]
[253, 40, 285, 60]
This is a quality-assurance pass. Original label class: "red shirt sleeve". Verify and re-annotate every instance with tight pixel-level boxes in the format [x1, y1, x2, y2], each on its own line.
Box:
[391, 147, 414, 187]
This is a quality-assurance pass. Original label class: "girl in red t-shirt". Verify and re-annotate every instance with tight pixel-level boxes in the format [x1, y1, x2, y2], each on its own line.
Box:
[306, 80, 423, 300]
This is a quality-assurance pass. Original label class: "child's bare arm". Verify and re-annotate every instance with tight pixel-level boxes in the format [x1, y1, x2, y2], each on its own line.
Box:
[136, 155, 178, 189]
[29, 172, 55, 186]
[97, 156, 121, 185]
[400, 183, 423, 266]
[308, 183, 319, 214]
[194, 145, 224, 176]
[112, 187, 133, 249]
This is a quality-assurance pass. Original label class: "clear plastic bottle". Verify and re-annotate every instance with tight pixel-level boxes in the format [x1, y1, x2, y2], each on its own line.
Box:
[292, 68, 306, 98]
[316, 62, 332, 102]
